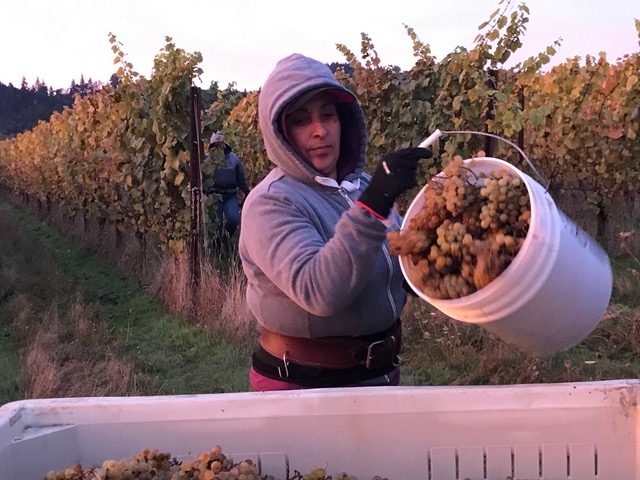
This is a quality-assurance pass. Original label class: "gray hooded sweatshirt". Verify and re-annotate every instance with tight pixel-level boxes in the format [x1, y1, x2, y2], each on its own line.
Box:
[238, 53, 407, 338]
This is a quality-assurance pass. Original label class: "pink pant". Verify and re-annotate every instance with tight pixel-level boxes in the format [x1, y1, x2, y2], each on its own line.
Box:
[249, 367, 400, 391]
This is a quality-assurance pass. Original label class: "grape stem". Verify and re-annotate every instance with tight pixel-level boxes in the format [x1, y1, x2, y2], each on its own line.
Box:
[460, 166, 480, 184]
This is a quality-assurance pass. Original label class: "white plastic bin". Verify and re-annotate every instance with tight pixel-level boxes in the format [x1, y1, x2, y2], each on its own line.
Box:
[1, 380, 639, 480]
[400, 157, 612, 356]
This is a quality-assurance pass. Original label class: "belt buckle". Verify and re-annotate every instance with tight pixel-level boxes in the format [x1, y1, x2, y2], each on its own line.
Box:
[365, 339, 385, 369]
[277, 352, 290, 379]
[366, 336, 401, 369]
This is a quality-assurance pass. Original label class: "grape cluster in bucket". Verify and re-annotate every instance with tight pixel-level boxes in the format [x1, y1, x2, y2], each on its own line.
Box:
[388, 154, 531, 299]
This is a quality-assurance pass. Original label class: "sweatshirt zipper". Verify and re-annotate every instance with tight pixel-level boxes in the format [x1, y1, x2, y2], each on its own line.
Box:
[338, 187, 399, 320]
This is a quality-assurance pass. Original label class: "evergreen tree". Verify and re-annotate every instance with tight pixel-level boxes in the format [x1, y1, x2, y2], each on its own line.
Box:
[78, 74, 88, 97]
[0, 80, 73, 137]
[108, 73, 119, 88]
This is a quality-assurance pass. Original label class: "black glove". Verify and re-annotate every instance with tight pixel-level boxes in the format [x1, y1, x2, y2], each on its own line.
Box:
[357, 147, 433, 218]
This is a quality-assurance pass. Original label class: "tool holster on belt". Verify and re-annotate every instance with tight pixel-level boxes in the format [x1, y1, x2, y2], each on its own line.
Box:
[258, 321, 402, 375]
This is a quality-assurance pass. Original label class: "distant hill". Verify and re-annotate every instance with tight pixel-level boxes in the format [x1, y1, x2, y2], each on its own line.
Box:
[0, 75, 106, 139]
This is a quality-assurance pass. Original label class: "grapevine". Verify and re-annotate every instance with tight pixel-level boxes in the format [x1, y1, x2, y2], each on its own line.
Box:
[387, 154, 531, 299]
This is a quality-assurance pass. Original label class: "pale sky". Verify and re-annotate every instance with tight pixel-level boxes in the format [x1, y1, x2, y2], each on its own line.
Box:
[1, 0, 639, 92]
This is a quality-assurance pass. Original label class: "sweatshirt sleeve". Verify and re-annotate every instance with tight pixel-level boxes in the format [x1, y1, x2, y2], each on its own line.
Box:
[240, 191, 388, 317]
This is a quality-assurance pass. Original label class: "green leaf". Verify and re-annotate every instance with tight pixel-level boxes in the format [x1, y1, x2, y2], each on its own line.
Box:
[494, 92, 508, 103]
[529, 106, 551, 126]
[452, 95, 462, 111]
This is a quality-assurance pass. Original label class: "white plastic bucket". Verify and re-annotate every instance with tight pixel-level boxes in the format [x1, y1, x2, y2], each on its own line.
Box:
[400, 157, 613, 356]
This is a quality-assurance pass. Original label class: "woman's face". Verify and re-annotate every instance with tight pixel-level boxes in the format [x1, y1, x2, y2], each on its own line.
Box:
[284, 91, 341, 180]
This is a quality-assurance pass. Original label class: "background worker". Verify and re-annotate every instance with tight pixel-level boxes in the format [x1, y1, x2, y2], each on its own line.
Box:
[205, 132, 250, 249]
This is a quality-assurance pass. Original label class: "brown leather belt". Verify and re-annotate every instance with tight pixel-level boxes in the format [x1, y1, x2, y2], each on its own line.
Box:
[259, 322, 402, 370]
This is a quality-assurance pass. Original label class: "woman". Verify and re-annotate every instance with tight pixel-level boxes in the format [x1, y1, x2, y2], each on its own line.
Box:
[239, 53, 431, 390]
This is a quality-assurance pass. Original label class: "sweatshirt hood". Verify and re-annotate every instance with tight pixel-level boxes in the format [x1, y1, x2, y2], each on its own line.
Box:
[258, 53, 368, 184]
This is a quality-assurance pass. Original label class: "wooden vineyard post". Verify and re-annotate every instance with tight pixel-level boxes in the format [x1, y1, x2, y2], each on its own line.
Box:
[518, 86, 525, 152]
[484, 68, 498, 157]
[189, 85, 204, 290]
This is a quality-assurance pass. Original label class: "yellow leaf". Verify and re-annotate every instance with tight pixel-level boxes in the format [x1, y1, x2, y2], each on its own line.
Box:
[452, 96, 462, 111]
[174, 171, 185, 185]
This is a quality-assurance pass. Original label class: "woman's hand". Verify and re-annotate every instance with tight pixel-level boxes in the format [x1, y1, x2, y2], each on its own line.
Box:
[357, 147, 432, 218]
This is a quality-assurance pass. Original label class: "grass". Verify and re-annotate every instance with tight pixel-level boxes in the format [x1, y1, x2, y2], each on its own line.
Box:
[0, 313, 21, 403]
[0, 195, 252, 406]
[1, 190, 639, 408]
[609, 255, 640, 307]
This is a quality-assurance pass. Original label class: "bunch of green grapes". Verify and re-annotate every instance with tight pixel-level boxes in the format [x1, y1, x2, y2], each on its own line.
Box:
[290, 467, 387, 480]
[388, 154, 531, 299]
[42, 446, 527, 480]
[178, 445, 261, 480]
[43, 446, 267, 480]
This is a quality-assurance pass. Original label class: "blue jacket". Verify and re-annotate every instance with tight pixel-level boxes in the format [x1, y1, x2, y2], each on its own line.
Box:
[238, 53, 406, 338]
[205, 149, 250, 198]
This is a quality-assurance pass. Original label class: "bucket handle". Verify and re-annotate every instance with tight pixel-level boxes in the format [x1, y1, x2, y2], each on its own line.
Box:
[418, 129, 549, 192]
